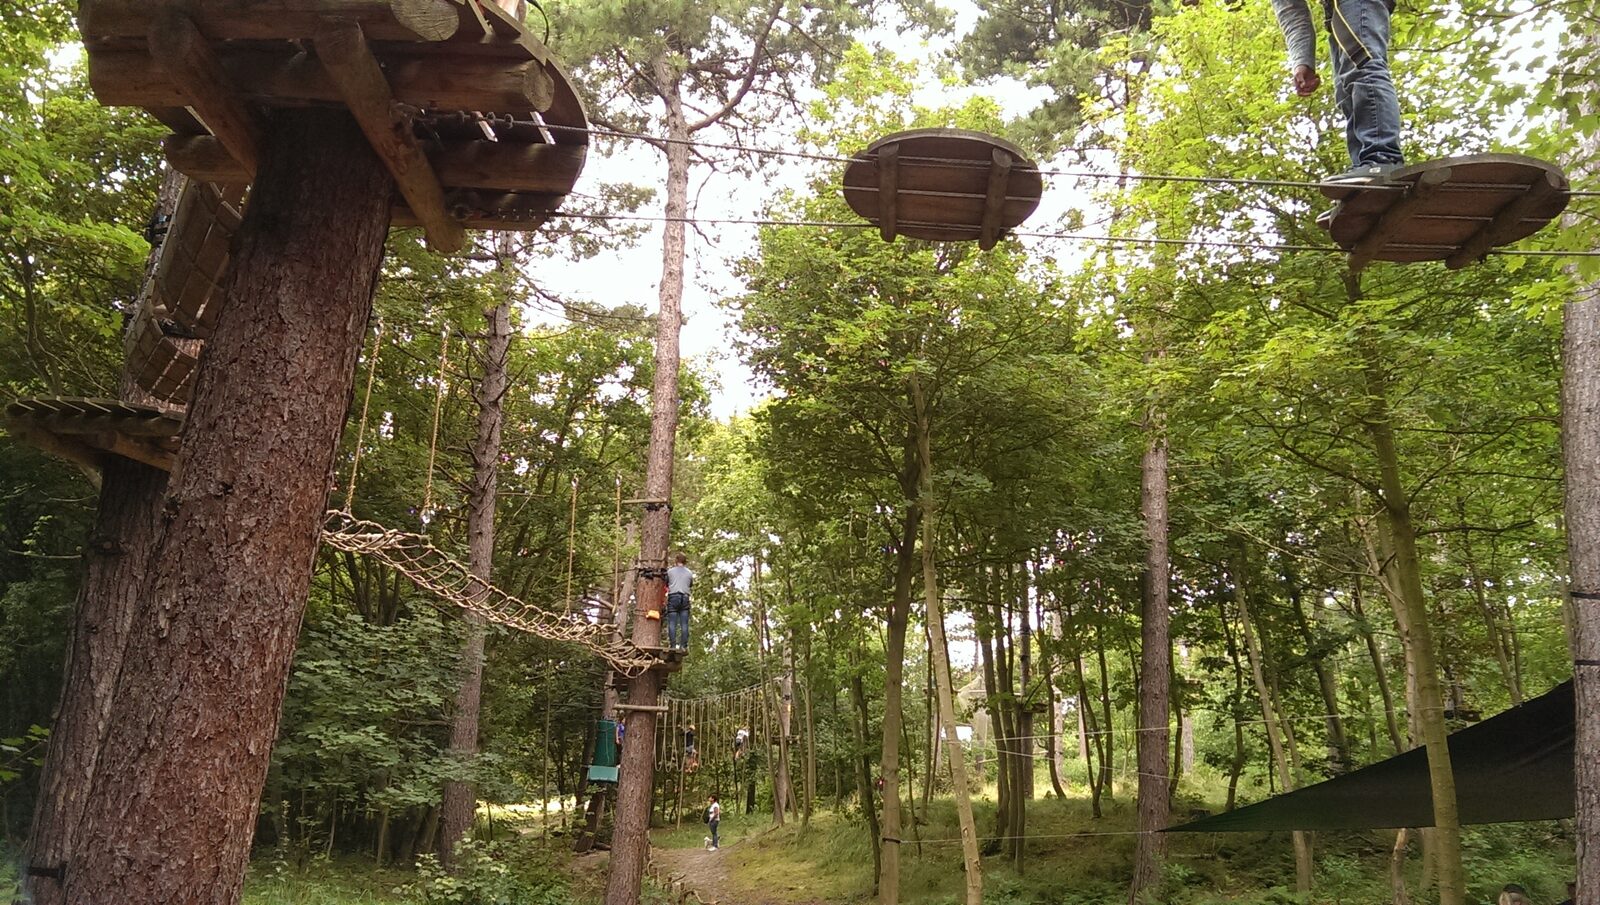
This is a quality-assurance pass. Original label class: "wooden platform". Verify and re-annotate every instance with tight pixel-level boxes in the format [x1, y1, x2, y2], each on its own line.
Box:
[1319, 154, 1570, 268]
[4, 397, 182, 472]
[77, 0, 590, 252]
[842, 128, 1043, 250]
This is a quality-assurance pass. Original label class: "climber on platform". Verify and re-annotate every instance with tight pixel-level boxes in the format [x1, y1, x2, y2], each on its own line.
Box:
[1273, 0, 1405, 186]
[665, 552, 694, 652]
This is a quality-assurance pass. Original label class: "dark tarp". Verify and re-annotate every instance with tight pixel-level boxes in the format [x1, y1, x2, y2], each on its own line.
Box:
[1169, 681, 1573, 832]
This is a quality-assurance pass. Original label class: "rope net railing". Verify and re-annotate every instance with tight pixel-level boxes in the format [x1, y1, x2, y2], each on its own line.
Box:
[321, 511, 658, 677]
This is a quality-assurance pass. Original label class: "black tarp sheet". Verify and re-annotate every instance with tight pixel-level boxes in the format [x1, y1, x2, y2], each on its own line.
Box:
[1169, 681, 1573, 832]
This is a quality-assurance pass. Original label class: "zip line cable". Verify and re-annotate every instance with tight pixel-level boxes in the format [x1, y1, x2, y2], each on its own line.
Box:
[548, 210, 1600, 258]
[538, 120, 1600, 199]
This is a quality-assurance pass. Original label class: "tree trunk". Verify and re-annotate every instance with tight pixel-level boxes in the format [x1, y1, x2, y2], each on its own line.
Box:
[1235, 549, 1314, 892]
[62, 108, 392, 905]
[1288, 576, 1350, 772]
[1350, 571, 1406, 754]
[1128, 427, 1171, 905]
[24, 170, 187, 905]
[1357, 324, 1464, 905]
[877, 497, 920, 905]
[603, 51, 690, 905]
[439, 241, 514, 865]
[912, 375, 982, 905]
[1561, 99, 1600, 903]
[850, 671, 883, 893]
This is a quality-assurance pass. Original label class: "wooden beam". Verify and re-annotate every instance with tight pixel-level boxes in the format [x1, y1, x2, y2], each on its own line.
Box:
[169, 134, 583, 194]
[877, 143, 899, 243]
[978, 147, 1013, 251]
[315, 22, 464, 253]
[148, 11, 263, 177]
[91, 47, 553, 114]
[80, 0, 461, 44]
[1349, 167, 1452, 271]
[1445, 170, 1566, 269]
[3, 424, 105, 487]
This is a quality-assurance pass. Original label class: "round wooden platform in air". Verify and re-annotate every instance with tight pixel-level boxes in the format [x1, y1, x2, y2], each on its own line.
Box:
[77, 0, 591, 253]
[1319, 153, 1570, 269]
[842, 128, 1043, 249]
[4, 397, 182, 472]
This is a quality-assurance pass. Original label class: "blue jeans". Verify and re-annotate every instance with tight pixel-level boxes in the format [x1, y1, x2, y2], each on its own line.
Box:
[665, 593, 690, 650]
[709, 819, 719, 847]
[1325, 0, 1403, 168]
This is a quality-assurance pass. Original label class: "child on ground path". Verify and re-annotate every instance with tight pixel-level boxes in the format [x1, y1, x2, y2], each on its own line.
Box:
[705, 796, 721, 851]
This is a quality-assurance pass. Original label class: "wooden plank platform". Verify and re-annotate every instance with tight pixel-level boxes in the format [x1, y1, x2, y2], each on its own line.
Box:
[842, 128, 1043, 249]
[1318, 154, 1570, 267]
[4, 397, 182, 472]
[77, 0, 589, 248]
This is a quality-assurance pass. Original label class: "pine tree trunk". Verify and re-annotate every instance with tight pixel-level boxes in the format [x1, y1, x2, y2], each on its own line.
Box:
[603, 52, 690, 905]
[877, 498, 920, 905]
[1128, 426, 1171, 905]
[1561, 100, 1600, 903]
[439, 242, 513, 866]
[23, 170, 186, 905]
[61, 108, 391, 905]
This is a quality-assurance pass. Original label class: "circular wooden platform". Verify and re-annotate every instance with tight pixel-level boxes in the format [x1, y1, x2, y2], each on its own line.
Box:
[78, 0, 591, 253]
[842, 128, 1043, 249]
[4, 397, 182, 472]
[1319, 153, 1570, 268]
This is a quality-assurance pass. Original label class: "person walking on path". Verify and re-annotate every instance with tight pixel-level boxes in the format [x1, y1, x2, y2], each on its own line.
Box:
[1272, 0, 1405, 186]
[666, 553, 694, 652]
[706, 796, 722, 851]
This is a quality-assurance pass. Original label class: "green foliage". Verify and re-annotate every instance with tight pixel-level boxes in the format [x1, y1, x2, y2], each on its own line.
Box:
[408, 841, 578, 905]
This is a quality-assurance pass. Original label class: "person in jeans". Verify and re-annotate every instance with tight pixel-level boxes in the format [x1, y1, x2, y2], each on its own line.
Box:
[1273, 0, 1405, 186]
[665, 553, 694, 652]
[706, 795, 721, 851]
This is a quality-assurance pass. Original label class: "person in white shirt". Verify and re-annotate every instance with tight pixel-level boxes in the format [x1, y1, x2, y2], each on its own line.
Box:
[705, 795, 721, 850]
[665, 553, 694, 652]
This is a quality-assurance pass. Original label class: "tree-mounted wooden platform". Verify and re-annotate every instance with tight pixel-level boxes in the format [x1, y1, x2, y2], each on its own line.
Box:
[3, 397, 182, 473]
[77, 0, 590, 252]
[842, 128, 1043, 250]
[1318, 154, 1570, 269]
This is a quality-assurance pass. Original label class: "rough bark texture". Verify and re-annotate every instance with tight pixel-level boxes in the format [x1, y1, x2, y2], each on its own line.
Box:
[602, 51, 689, 905]
[1128, 431, 1171, 905]
[61, 108, 391, 905]
[1561, 102, 1600, 905]
[22, 170, 186, 904]
[439, 266, 513, 865]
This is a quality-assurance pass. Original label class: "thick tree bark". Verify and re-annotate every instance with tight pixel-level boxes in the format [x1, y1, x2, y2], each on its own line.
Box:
[1561, 101, 1600, 905]
[23, 170, 185, 905]
[62, 108, 392, 905]
[604, 51, 690, 905]
[439, 250, 513, 865]
[1358, 330, 1464, 905]
[1128, 428, 1171, 905]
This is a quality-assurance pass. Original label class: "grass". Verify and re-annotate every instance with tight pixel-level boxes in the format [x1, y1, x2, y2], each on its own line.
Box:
[242, 857, 413, 905]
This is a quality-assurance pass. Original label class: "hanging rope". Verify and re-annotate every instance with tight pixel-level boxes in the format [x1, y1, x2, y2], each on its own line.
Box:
[421, 328, 450, 520]
[344, 318, 385, 513]
[321, 511, 659, 676]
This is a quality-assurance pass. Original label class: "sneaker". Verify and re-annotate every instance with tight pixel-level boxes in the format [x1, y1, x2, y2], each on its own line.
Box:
[1321, 163, 1399, 187]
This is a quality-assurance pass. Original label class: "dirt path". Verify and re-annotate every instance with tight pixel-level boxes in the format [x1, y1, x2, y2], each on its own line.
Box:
[651, 842, 833, 905]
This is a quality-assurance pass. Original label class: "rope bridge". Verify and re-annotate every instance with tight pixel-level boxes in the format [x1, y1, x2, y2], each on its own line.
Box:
[321, 512, 658, 677]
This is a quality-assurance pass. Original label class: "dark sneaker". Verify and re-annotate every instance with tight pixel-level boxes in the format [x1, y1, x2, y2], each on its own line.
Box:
[1321, 163, 1399, 187]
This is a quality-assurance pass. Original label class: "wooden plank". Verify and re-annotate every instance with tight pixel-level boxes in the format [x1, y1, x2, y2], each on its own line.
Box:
[148, 11, 263, 177]
[91, 47, 553, 114]
[1349, 167, 1452, 271]
[978, 148, 1013, 250]
[80, 0, 461, 44]
[316, 21, 464, 253]
[1446, 170, 1566, 269]
[877, 142, 898, 242]
[169, 134, 582, 194]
